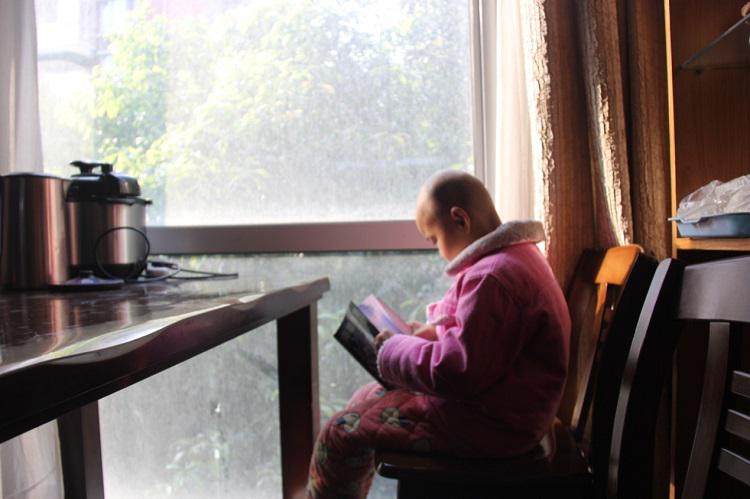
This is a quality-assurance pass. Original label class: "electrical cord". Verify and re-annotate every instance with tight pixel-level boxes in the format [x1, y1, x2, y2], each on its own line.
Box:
[138, 261, 182, 283]
[92, 226, 238, 283]
[146, 260, 239, 281]
[94, 226, 150, 281]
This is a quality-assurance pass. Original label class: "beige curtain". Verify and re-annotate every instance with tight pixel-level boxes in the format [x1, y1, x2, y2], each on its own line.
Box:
[472, 0, 537, 223]
[525, 0, 670, 287]
[523, 0, 596, 287]
[476, 0, 670, 284]
[495, 1, 535, 221]
[624, 1, 672, 260]
[1, 1, 64, 498]
[0, 0, 44, 171]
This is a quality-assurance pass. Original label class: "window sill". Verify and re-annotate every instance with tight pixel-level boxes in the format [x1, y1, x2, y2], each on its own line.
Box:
[147, 220, 432, 254]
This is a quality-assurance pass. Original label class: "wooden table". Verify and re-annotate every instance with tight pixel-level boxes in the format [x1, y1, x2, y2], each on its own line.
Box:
[0, 277, 330, 499]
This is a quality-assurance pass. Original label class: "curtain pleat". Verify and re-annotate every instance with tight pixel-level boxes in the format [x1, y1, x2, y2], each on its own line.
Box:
[625, 1, 671, 261]
[0, 1, 64, 497]
[528, 0, 595, 287]
[0, 0, 43, 173]
[495, 0, 535, 221]
[530, 0, 670, 284]
[575, 0, 635, 249]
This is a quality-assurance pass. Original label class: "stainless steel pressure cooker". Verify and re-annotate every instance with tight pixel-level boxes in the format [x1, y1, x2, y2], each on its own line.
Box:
[66, 161, 151, 279]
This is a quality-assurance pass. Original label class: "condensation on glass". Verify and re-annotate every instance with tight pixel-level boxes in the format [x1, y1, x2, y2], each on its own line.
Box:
[36, 0, 474, 225]
[35, 1, 469, 497]
[97, 252, 447, 498]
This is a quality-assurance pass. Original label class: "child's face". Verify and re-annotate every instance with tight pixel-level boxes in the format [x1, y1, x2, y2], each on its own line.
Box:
[416, 200, 466, 262]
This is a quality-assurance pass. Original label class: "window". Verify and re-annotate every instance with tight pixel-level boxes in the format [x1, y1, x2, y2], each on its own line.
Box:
[37, 0, 473, 225]
[100, 252, 449, 498]
[36, 0, 473, 497]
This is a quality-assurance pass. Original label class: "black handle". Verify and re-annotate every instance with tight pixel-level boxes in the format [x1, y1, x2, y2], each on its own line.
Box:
[69, 160, 113, 175]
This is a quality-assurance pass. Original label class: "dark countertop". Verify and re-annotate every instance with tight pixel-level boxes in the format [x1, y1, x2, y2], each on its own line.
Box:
[0, 276, 330, 443]
[0, 279, 263, 374]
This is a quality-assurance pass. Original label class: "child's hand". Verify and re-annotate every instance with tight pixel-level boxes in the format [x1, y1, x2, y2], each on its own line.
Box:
[407, 321, 425, 334]
[412, 324, 438, 341]
[374, 330, 395, 351]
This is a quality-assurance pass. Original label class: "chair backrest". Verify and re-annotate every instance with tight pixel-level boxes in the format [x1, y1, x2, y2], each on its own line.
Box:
[607, 255, 750, 499]
[560, 245, 657, 448]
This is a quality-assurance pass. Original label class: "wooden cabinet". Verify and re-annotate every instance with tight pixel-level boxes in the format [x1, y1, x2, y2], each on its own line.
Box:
[665, 2, 750, 498]
[666, 0, 750, 258]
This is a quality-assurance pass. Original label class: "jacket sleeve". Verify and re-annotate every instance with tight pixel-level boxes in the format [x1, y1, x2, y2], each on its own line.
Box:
[377, 274, 525, 399]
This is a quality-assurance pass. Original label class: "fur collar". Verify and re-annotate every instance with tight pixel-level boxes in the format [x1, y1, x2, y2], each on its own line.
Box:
[444, 220, 545, 276]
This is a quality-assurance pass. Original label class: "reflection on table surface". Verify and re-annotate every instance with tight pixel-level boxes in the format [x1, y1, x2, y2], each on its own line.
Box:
[0, 277, 302, 376]
[0, 275, 330, 499]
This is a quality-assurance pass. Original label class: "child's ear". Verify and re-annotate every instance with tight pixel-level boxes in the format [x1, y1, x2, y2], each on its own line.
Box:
[449, 207, 470, 232]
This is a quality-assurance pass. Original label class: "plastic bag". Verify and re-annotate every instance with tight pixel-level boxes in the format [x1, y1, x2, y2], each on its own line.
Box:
[675, 174, 750, 222]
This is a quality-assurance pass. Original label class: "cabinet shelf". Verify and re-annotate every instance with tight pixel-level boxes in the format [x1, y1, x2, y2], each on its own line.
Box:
[674, 236, 750, 252]
[681, 12, 750, 71]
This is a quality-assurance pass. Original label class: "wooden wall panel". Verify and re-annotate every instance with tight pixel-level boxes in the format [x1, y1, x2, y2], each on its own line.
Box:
[670, 0, 750, 203]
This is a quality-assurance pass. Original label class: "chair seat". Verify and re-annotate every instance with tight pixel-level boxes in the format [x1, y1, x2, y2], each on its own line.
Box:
[376, 421, 591, 493]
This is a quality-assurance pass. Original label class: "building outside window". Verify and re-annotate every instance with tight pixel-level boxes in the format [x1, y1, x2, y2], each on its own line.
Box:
[36, 0, 473, 497]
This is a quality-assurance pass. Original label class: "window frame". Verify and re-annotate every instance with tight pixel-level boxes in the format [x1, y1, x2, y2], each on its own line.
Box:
[34, 0, 487, 256]
[148, 221, 432, 254]
[146, 0, 486, 256]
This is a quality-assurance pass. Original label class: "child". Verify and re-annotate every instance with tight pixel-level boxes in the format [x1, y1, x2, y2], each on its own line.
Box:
[307, 170, 570, 499]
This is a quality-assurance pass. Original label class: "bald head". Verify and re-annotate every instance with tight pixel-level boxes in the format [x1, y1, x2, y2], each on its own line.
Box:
[417, 170, 501, 237]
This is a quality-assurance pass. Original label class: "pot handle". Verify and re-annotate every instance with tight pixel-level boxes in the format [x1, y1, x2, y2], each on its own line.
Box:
[70, 160, 113, 175]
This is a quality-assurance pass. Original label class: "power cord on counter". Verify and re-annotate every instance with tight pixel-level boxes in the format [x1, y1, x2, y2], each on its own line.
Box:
[144, 260, 239, 282]
[93, 226, 239, 283]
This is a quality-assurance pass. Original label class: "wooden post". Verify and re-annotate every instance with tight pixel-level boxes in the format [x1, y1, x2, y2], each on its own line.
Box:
[277, 305, 320, 499]
[57, 402, 105, 499]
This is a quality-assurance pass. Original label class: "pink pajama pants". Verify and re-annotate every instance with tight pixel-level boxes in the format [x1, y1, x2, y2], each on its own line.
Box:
[307, 382, 450, 499]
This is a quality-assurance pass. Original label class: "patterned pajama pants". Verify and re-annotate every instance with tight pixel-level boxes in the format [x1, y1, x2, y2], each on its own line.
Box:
[307, 382, 450, 499]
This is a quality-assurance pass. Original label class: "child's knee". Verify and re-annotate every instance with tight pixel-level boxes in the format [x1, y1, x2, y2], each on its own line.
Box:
[319, 407, 380, 458]
[322, 409, 364, 442]
[347, 382, 387, 407]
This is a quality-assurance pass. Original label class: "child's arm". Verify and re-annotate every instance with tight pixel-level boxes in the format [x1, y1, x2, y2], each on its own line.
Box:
[374, 321, 436, 357]
[377, 275, 525, 398]
[374, 330, 395, 351]
[375, 323, 436, 350]
[411, 323, 437, 340]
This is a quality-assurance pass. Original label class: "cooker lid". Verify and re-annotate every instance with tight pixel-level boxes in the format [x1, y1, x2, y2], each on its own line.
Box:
[2, 172, 66, 180]
[66, 160, 143, 201]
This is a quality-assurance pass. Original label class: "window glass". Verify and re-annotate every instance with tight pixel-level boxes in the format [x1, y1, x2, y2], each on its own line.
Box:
[36, 0, 473, 225]
[99, 251, 449, 498]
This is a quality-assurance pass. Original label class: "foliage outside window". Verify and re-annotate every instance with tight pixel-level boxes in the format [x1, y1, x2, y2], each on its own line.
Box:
[39, 0, 473, 224]
[37, 0, 472, 497]
[100, 252, 449, 498]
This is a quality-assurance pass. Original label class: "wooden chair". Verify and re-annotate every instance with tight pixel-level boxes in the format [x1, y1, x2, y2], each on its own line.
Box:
[612, 256, 750, 499]
[376, 246, 658, 498]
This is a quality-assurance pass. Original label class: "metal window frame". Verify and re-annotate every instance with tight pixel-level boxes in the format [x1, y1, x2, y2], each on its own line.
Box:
[147, 220, 433, 254]
[148, 1, 485, 257]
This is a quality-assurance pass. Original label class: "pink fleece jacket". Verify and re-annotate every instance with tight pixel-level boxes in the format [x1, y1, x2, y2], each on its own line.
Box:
[377, 220, 570, 457]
